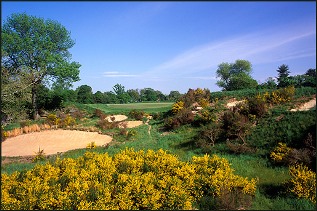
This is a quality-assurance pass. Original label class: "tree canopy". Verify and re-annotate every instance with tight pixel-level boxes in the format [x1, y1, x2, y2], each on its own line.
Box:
[216, 60, 258, 91]
[1, 13, 81, 119]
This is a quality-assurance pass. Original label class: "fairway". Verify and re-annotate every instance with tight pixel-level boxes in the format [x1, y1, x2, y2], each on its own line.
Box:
[86, 102, 173, 114]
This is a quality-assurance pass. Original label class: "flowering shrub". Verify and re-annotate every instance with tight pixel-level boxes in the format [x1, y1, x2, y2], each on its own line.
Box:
[172, 101, 184, 114]
[256, 86, 295, 105]
[1, 148, 257, 210]
[86, 141, 96, 149]
[46, 113, 60, 126]
[1, 126, 8, 141]
[270, 142, 292, 163]
[288, 163, 316, 204]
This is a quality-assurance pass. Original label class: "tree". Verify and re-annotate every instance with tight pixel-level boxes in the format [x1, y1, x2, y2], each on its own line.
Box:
[76, 85, 93, 104]
[168, 91, 182, 102]
[94, 91, 105, 104]
[112, 84, 130, 104]
[305, 68, 316, 78]
[216, 60, 257, 91]
[1, 13, 80, 119]
[276, 64, 290, 87]
[258, 77, 277, 89]
[127, 89, 141, 102]
[303, 68, 316, 87]
[1, 66, 32, 122]
[140, 88, 158, 101]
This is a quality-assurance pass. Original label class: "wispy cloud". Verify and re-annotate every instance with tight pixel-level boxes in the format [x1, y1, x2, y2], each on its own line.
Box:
[103, 71, 139, 78]
[143, 20, 315, 78]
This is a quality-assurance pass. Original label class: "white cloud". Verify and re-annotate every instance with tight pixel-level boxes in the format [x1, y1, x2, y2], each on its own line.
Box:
[143, 20, 315, 79]
[103, 71, 139, 78]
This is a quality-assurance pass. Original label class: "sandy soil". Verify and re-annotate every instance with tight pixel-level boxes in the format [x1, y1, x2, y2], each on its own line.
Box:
[105, 115, 128, 122]
[290, 98, 316, 111]
[226, 100, 246, 108]
[1, 130, 112, 157]
[118, 121, 143, 128]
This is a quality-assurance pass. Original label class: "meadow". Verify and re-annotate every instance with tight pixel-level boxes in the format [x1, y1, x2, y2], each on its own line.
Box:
[1, 87, 316, 210]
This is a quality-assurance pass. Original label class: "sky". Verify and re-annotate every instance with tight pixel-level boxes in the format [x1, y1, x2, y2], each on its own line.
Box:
[1, 1, 316, 94]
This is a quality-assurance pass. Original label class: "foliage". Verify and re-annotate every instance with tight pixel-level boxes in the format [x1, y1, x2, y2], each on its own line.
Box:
[97, 118, 118, 130]
[288, 163, 316, 204]
[270, 142, 292, 163]
[86, 141, 97, 149]
[216, 60, 258, 91]
[171, 101, 184, 114]
[277, 64, 290, 87]
[164, 108, 194, 130]
[221, 110, 253, 145]
[247, 110, 316, 156]
[1, 148, 257, 210]
[195, 123, 222, 153]
[2, 13, 81, 119]
[1, 125, 8, 141]
[32, 147, 46, 163]
[128, 109, 145, 120]
[94, 109, 106, 119]
[76, 85, 94, 104]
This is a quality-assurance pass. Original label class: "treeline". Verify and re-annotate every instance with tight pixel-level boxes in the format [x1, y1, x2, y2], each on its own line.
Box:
[36, 83, 183, 110]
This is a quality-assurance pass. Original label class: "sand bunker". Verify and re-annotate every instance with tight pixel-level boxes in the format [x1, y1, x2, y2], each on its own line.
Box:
[105, 115, 128, 122]
[1, 130, 112, 157]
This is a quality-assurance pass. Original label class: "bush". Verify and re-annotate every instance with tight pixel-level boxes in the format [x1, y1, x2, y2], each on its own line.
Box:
[97, 119, 118, 130]
[171, 101, 184, 114]
[288, 163, 316, 204]
[94, 109, 106, 119]
[195, 123, 222, 153]
[221, 110, 252, 145]
[128, 109, 145, 120]
[1, 148, 257, 210]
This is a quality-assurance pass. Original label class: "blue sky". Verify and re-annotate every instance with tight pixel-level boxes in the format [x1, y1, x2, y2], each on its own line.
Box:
[2, 1, 316, 94]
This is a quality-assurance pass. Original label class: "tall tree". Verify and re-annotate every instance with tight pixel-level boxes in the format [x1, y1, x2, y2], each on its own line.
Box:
[216, 60, 257, 91]
[76, 85, 93, 104]
[1, 13, 80, 119]
[276, 64, 290, 87]
[112, 83, 130, 104]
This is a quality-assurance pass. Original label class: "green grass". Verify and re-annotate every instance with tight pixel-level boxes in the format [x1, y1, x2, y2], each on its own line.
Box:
[85, 102, 173, 114]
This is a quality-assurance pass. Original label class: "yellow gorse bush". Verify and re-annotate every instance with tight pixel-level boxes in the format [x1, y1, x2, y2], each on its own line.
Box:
[256, 86, 295, 105]
[270, 142, 292, 163]
[1, 148, 257, 210]
[288, 163, 316, 204]
[172, 101, 184, 114]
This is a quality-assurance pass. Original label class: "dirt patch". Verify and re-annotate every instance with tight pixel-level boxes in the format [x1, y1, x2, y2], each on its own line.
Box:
[226, 99, 246, 108]
[118, 121, 143, 128]
[105, 115, 128, 122]
[1, 130, 112, 157]
[290, 97, 316, 112]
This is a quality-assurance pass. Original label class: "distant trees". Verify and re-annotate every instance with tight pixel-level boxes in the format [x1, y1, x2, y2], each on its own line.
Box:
[1, 13, 81, 119]
[276, 65, 316, 88]
[216, 60, 258, 91]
